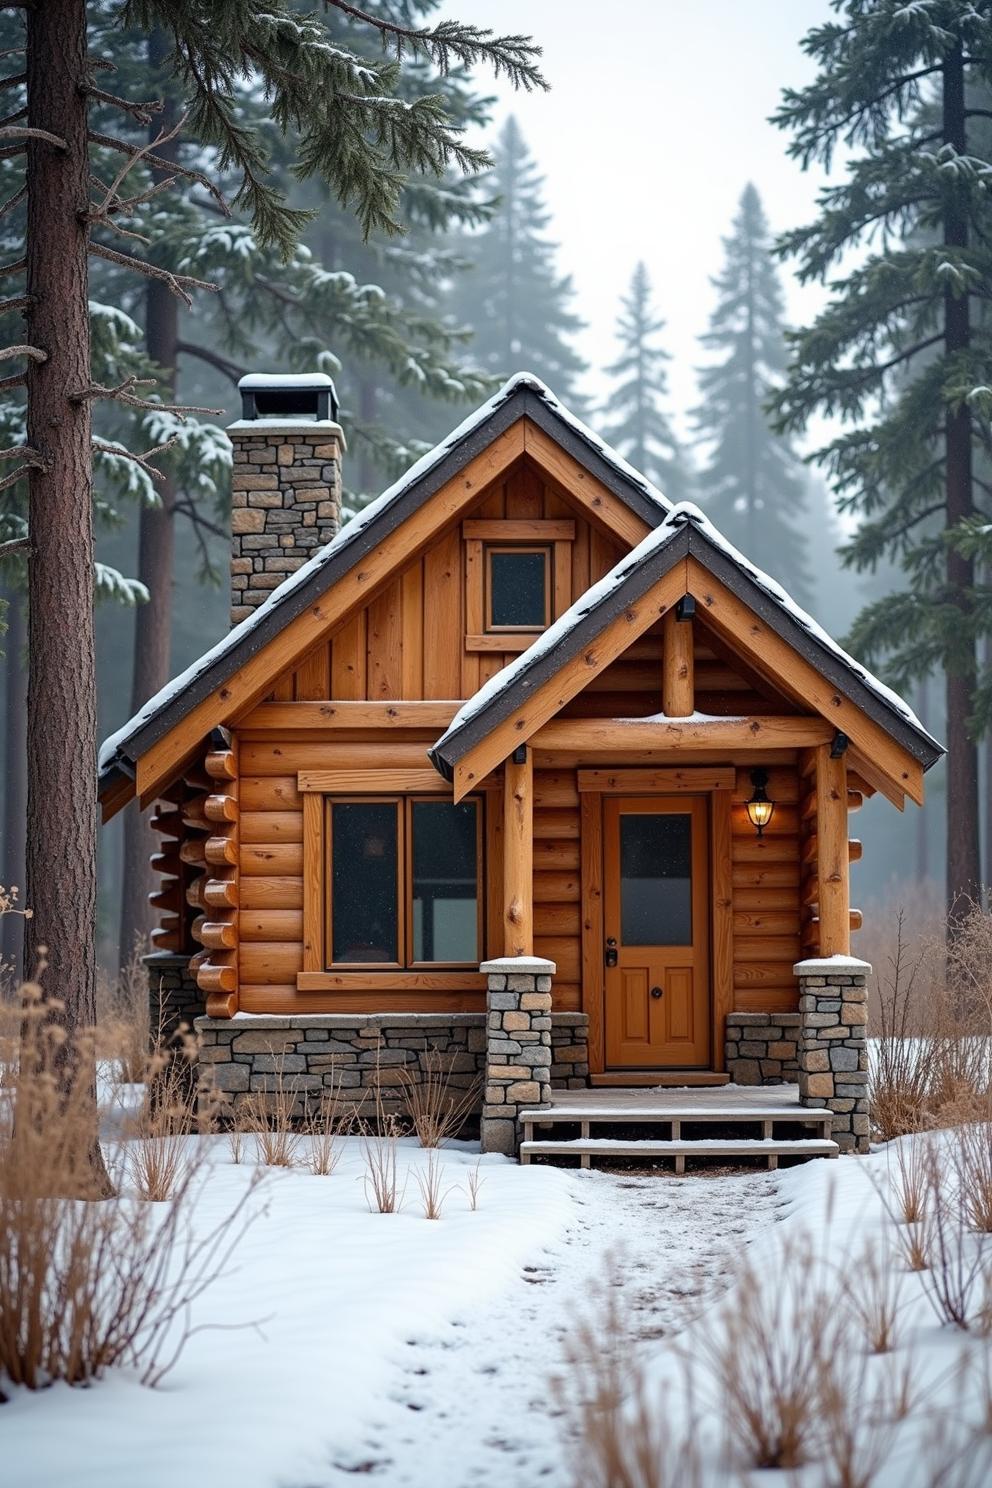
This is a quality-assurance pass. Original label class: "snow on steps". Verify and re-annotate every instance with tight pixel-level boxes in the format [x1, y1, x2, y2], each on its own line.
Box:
[518, 1090, 837, 1171]
[519, 1136, 839, 1172]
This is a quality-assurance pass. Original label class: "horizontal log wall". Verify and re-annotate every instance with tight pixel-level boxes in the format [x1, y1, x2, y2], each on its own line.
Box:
[730, 763, 802, 1012]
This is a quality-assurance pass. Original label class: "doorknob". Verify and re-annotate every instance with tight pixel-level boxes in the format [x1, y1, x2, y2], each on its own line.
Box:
[650, 986, 663, 999]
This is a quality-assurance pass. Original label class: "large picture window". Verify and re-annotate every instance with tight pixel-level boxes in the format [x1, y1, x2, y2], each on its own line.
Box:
[326, 796, 482, 969]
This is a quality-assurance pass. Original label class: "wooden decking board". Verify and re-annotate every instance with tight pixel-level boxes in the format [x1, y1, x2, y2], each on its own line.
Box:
[520, 1136, 839, 1169]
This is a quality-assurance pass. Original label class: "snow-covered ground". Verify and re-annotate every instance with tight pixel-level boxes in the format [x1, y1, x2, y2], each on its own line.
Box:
[4, 1132, 991, 1487]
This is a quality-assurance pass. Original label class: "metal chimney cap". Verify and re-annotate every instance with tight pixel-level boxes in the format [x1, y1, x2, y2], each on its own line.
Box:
[237, 371, 339, 424]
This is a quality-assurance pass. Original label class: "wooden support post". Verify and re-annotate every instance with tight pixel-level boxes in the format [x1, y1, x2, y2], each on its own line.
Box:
[503, 748, 534, 957]
[662, 609, 694, 717]
[815, 743, 850, 956]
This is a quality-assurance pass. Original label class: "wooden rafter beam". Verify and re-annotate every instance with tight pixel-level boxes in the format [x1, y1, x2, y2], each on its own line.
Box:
[532, 716, 833, 754]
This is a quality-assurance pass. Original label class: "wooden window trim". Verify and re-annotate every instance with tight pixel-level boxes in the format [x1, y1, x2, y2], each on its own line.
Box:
[464, 520, 576, 651]
[303, 783, 488, 979]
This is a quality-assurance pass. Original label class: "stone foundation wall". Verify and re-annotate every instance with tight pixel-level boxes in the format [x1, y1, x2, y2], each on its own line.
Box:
[480, 957, 554, 1157]
[550, 1012, 589, 1088]
[725, 1012, 801, 1086]
[195, 1009, 588, 1124]
[796, 957, 871, 1154]
[145, 952, 204, 1044]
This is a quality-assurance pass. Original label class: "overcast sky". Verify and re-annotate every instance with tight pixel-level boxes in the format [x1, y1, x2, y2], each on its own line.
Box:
[448, 0, 836, 442]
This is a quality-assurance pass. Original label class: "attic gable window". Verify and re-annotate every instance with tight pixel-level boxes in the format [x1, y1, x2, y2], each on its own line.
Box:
[486, 546, 550, 632]
[463, 517, 575, 651]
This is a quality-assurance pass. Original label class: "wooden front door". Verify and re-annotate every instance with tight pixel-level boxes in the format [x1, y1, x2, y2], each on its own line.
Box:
[603, 796, 711, 1069]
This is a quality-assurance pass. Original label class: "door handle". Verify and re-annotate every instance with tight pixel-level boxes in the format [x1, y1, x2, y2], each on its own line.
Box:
[650, 986, 663, 999]
[605, 937, 618, 968]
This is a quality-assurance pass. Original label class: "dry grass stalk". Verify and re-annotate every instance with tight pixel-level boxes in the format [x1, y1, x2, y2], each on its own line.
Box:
[244, 1063, 302, 1169]
[688, 1236, 849, 1470]
[917, 1140, 992, 1330]
[955, 1121, 992, 1233]
[552, 1273, 701, 1488]
[120, 1021, 199, 1202]
[464, 1157, 484, 1212]
[846, 1239, 905, 1354]
[302, 1077, 357, 1177]
[890, 1135, 930, 1223]
[413, 1148, 455, 1219]
[0, 983, 263, 1393]
[225, 1097, 251, 1165]
[398, 1047, 480, 1147]
[360, 1078, 406, 1213]
[95, 936, 150, 1083]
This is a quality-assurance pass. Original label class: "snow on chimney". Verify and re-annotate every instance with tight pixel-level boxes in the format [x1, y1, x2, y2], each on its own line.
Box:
[227, 372, 344, 627]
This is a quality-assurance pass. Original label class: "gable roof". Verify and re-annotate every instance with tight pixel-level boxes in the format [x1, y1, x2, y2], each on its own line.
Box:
[98, 373, 673, 804]
[428, 502, 943, 784]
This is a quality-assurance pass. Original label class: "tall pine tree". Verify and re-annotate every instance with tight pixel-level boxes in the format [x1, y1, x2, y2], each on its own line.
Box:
[771, 1, 992, 920]
[692, 184, 812, 606]
[447, 116, 586, 399]
[601, 262, 689, 499]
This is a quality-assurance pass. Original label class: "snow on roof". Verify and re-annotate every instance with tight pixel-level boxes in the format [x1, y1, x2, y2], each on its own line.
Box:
[434, 501, 940, 759]
[99, 373, 670, 776]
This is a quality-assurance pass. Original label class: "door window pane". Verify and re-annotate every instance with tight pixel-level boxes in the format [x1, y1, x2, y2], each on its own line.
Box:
[331, 802, 398, 963]
[488, 548, 548, 629]
[411, 800, 479, 963]
[620, 813, 692, 945]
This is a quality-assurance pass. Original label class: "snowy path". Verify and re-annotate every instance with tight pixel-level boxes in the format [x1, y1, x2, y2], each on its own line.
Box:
[330, 1166, 784, 1485]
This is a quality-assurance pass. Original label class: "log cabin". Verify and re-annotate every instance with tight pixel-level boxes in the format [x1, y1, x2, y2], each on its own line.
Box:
[99, 372, 942, 1162]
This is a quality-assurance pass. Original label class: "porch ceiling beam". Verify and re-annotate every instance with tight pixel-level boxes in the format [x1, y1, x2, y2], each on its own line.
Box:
[532, 717, 834, 753]
[236, 700, 461, 731]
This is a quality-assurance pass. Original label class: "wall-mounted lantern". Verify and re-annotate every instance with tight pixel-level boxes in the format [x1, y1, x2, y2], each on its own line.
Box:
[746, 767, 775, 838]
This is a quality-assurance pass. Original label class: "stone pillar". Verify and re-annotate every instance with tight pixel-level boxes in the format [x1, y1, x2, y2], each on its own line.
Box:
[144, 950, 204, 1044]
[480, 956, 555, 1156]
[795, 956, 871, 1154]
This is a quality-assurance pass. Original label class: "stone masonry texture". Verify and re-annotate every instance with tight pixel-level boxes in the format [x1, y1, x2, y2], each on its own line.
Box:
[479, 957, 555, 1157]
[195, 1008, 584, 1129]
[725, 1012, 801, 1086]
[229, 422, 343, 626]
[796, 960, 870, 1154]
[145, 951, 205, 1043]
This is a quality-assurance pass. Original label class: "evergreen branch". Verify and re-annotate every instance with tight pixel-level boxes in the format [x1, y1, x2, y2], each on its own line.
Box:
[0, 343, 45, 364]
[87, 129, 228, 213]
[176, 339, 245, 386]
[88, 240, 217, 309]
[0, 124, 66, 149]
[83, 86, 163, 126]
[173, 496, 225, 539]
[321, 3, 548, 90]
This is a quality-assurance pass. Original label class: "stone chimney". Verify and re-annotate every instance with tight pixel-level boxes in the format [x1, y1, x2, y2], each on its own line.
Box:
[227, 372, 345, 627]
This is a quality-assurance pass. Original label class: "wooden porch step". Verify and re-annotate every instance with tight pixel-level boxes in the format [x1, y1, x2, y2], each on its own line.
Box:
[520, 1104, 832, 1129]
[519, 1136, 839, 1171]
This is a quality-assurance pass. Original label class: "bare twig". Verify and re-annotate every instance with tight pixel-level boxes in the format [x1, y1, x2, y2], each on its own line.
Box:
[83, 86, 163, 126]
[0, 293, 29, 315]
[88, 241, 216, 308]
[93, 435, 179, 484]
[92, 110, 187, 220]
[0, 256, 25, 277]
[0, 443, 42, 462]
[176, 338, 246, 386]
[0, 71, 25, 92]
[0, 534, 29, 556]
[0, 343, 45, 365]
[88, 128, 228, 213]
[0, 183, 25, 220]
[0, 105, 26, 128]
[70, 374, 221, 418]
[0, 371, 25, 392]
[0, 124, 67, 150]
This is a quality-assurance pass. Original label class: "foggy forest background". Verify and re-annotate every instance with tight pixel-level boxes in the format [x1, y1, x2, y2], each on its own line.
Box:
[1, 0, 983, 974]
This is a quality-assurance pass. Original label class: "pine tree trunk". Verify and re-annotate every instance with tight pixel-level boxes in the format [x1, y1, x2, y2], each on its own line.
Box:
[23, 0, 110, 1188]
[942, 43, 981, 925]
[744, 228, 758, 554]
[1, 581, 27, 982]
[118, 30, 178, 971]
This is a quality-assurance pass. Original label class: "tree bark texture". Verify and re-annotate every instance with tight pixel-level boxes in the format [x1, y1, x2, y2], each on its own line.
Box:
[23, 0, 100, 1027]
[942, 43, 981, 923]
[118, 30, 178, 969]
[2, 581, 27, 982]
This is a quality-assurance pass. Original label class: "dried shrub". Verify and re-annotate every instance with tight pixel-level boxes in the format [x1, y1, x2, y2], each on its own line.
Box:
[302, 1078, 357, 1177]
[244, 1065, 302, 1169]
[413, 1148, 454, 1219]
[890, 1134, 930, 1223]
[870, 908, 992, 1142]
[360, 1081, 405, 1213]
[0, 983, 262, 1394]
[846, 1238, 905, 1354]
[955, 1122, 992, 1234]
[464, 1157, 485, 1212]
[95, 936, 150, 1083]
[119, 1021, 200, 1201]
[917, 1140, 992, 1330]
[689, 1236, 850, 1470]
[399, 1047, 480, 1147]
[552, 1273, 701, 1488]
